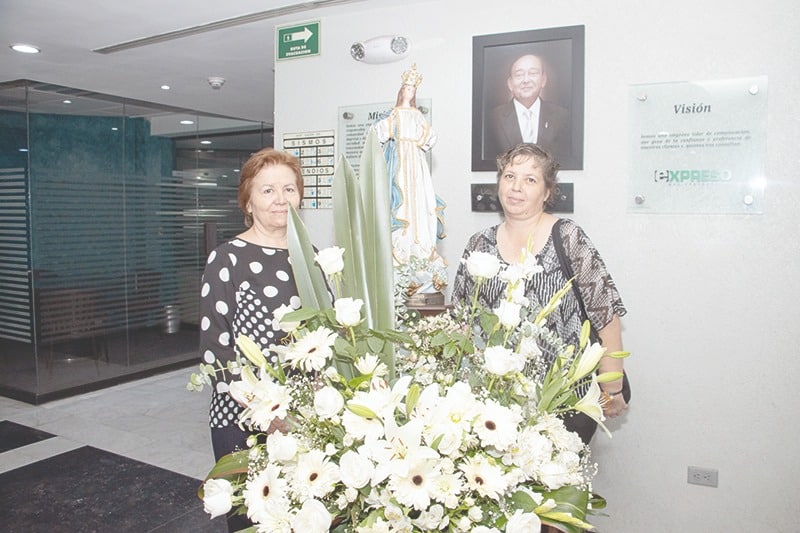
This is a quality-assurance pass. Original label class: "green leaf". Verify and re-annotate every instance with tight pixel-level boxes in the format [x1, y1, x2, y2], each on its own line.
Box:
[282, 307, 319, 323]
[358, 129, 395, 336]
[508, 488, 539, 512]
[538, 485, 592, 533]
[203, 449, 250, 485]
[333, 156, 369, 306]
[287, 205, 332, 311]
[333, 133, 396, 380]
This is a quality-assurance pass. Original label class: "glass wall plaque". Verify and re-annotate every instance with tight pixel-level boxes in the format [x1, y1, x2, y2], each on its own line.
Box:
[627, 76, 767, 214]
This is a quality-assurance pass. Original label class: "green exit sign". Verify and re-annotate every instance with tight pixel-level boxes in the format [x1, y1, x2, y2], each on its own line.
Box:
[276, 21, 320, 60]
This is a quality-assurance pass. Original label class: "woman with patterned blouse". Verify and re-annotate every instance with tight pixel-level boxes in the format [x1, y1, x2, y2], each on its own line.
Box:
[199, 148, 304, 531]
[451, 143, 628, 446]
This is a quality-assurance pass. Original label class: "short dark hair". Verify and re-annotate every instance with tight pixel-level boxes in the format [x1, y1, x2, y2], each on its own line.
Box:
[496, 143, 559, 206]
[238, 148, 303, 227]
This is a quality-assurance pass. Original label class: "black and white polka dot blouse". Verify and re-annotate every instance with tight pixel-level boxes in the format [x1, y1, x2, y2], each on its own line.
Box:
[199, 238, 300, 428]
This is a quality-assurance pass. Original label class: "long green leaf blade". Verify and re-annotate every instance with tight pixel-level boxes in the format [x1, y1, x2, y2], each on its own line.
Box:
[360, 129, 395, 330]
[287, 205, 331, 311]
[333, 155, 370, 306]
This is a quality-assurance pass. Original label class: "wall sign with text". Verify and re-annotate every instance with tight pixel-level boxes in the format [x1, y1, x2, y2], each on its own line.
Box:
[282, 130, 335, 209]
[628, 76, 768, 214]
[276, 20, 320, 60]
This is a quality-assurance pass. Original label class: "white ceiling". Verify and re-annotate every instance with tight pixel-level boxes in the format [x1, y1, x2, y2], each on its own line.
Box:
[0, 0, 398, 126]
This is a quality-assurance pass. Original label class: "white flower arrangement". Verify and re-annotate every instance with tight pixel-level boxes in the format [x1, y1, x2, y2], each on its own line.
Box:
[189, 131, 629, 532]
[190, 244, 628, 533]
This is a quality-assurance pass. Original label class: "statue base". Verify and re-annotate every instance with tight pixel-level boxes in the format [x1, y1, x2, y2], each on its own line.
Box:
[405, 292, 445, 307]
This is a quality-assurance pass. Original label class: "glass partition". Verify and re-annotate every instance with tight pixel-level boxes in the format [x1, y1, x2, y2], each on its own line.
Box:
[0, 80, 271, 402]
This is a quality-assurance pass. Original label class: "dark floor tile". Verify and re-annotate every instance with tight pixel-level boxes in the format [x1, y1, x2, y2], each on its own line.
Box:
[148, 505, 228, 533]
[0, 420, 55, 453]
[0, 446, 214, 533]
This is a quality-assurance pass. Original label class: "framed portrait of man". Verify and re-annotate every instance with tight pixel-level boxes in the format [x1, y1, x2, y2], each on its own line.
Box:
[472, 25, 585, 171]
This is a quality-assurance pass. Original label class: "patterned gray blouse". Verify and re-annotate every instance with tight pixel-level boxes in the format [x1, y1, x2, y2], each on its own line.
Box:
[451, 219, 626, 363]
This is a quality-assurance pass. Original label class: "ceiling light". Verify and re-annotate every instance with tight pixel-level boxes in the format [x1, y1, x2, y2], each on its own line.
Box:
[180, 120, 194, 125]
[63, 99, 72, 104]
[160, 84, 170, 90]
[200, 140, 212, 145]
[11, 43, 40, 54]
[350, 35, 409, 64]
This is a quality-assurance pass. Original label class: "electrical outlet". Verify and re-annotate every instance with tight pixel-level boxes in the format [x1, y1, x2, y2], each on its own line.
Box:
[687, 466, 718, 487]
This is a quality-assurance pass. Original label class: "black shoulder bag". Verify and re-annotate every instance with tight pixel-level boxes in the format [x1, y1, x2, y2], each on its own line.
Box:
[551, 219, 631, 443]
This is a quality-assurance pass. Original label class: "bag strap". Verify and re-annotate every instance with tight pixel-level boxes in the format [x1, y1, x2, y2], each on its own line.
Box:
[552, 219, 631, 401]
[551, 219, 597, 341]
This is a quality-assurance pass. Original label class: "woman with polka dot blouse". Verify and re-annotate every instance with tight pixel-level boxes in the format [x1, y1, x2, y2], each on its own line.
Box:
[198, 148, 304, 530]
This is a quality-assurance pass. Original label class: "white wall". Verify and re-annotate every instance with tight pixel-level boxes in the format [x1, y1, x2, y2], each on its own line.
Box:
[275, 1, 800, 531]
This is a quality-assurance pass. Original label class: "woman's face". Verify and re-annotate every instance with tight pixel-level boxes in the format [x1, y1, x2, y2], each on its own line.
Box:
[246, 164, 301, 233]
[400, 84, 415, 103]
[497, 156, 550, 220]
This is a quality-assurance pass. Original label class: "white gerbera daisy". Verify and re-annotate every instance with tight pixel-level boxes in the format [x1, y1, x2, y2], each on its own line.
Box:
[473, 399, 522, 451]
[459, 454, 507, 500]
[285, 326, 337, 372]
[387, 455, 440, 511]
[243, 463, 289, 523]
[291, 449, 340, 500]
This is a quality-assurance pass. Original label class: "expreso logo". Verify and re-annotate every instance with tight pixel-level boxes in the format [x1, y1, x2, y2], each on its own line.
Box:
[653, 169, 732, 183]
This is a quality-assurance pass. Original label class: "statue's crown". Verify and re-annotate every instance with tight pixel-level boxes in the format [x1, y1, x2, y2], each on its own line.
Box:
[401, 63, 423, 88]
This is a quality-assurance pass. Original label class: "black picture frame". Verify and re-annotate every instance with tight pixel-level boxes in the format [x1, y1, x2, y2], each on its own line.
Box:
[472, 25, 585, 171]
[470, 182, 574, 214]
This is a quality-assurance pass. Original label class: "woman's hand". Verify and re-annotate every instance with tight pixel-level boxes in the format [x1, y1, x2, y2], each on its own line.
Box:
[601, 390, 628, 418]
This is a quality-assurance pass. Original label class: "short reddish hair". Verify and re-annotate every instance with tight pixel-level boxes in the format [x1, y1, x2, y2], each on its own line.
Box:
[238, 148, 303, 227]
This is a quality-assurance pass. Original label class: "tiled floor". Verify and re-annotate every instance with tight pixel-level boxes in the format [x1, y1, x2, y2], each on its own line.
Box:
[0, 367, 225, 532]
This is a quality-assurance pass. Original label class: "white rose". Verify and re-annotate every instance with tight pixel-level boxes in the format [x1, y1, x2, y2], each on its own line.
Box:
[266, 431, 298, 462]
[499, 263, 526, 285]
[539, 460, 573, 490]
[493, 300, 521, 329]
[314, 386, 344, 419]
[464, 251, 501, 279]
[518, 336, 542, 359]
[202, 478, 233, 519]
[315, 246, 345, 276]
[505, 509, 541, 533]
[334, 297, 363, 327]
[273, 303, 300, 333]
[339, 449, 373, 488]
[483, 345, 525, 376]
[290, 498, 332, 533]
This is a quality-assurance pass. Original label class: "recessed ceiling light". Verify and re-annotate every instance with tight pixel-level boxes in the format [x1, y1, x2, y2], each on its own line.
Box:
[63, 99, 72, 104]
[111, 127, 119, 131]
[18, 148, 29, 152]
[179, 119, 194, 125]
[160, 85, 170, 90]
[200, 140, 212, 145]
[11, 43, 40, 54]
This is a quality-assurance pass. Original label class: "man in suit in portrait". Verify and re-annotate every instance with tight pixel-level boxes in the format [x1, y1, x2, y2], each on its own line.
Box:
[485, 53, 571, 162]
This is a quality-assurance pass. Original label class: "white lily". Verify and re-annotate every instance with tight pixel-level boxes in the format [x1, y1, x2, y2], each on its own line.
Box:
[573, 376, 611, 437]
[569, 342, 606, 383]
